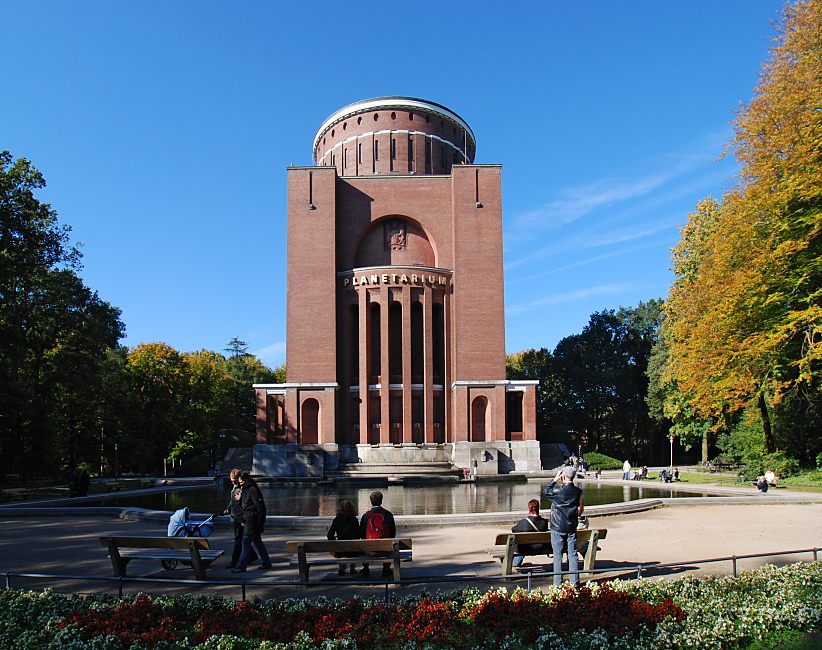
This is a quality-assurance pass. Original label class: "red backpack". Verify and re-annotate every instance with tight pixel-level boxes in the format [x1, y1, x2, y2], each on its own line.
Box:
[365, 509, 387, 539]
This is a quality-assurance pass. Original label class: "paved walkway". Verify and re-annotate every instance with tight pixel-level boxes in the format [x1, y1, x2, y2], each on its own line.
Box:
[1, 481, 820, 599]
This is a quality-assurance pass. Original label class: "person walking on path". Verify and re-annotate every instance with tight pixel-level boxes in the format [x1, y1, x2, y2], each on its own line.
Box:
[543, 466, 584, 588]
[327, 499, 361, 575]
[231, 472, 272, 573]
[510, 498, 549, 567]
[222, 468, 257, 569]
[622, 460, 632, 481]
[359, 490, 396, 577]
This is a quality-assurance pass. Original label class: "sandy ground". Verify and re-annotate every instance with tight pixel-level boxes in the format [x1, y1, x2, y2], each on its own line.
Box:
[1, 500, 820, 599]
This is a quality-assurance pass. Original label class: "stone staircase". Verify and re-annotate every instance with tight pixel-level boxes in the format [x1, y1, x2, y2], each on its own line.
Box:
[332, 461, 459, 478]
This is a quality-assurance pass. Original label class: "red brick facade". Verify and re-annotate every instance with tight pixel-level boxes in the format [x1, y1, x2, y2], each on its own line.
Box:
[255, 97, 536, 450]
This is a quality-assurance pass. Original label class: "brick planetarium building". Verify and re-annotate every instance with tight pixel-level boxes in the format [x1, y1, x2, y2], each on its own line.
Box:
[253, 97, 540, 476]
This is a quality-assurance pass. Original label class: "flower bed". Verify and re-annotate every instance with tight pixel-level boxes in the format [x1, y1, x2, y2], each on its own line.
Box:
[0, 562, 819, 649]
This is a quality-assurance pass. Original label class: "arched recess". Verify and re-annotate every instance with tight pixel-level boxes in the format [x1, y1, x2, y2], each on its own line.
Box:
[471, 396, 488, 442]
[301, 398, 320, 445]
[354, 216, 437, 268]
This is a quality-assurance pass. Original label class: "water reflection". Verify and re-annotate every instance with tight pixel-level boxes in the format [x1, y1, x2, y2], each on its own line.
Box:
[70, 481, 718, 515]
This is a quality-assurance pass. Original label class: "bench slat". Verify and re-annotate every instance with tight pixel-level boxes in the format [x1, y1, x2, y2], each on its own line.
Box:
[285, 539, 412, 554]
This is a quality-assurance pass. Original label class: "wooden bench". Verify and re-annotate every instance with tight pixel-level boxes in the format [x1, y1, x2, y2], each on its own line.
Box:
[99, 536, 224, 580]
[489, 529, 607, 577]
[285, 538, 412, 582]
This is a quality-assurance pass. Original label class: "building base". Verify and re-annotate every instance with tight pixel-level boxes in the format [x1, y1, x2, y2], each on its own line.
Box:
[251, 440, 543, 478]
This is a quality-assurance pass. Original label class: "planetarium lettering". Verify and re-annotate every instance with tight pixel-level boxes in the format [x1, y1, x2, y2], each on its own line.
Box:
[343, 272, 450, 289]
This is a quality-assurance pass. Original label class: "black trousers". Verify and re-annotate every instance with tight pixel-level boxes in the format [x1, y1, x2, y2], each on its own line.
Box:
[231, 521, 258, 565]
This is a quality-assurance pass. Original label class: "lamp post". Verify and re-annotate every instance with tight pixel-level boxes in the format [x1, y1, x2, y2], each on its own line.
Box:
[669, 435, 674, 470]
[114, 442, 119, 484]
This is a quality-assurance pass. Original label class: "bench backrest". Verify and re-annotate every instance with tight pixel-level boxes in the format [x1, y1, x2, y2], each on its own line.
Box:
[494, 529, 607, 545]
[99, 536, 211, 550]
[285, 538, 412, 554]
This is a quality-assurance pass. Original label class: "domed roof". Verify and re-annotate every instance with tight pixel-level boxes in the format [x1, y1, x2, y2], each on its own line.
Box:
[313, 96, 476, 159]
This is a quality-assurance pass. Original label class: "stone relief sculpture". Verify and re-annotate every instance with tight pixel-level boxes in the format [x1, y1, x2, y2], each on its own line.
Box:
[384, 219, 407, 251]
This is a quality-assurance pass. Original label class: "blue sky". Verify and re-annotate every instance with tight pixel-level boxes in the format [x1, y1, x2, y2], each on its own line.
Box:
[2, 1, 782, 367]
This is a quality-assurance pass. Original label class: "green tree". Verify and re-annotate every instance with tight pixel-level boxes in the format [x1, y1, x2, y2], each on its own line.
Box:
[513, 301, 662, 458]
[506, 347, 557, 436]
[0, 152, 123, 478]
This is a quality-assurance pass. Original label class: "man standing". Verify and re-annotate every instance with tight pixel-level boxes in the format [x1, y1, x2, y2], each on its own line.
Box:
[543, 466, 584, 588]
[359, 490, 396, 577]
[622, 460, 632, 481]
[510, 498, 549, 567]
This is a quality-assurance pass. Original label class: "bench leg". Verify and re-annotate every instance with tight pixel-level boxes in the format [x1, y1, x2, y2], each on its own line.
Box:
[298, 544, 310, 582]
[502, 535, 516, 576]
[104, 539, 128, 577]
[582, 530, 600, 579]
[189, 543, 207, 580]
[392, 540, 401, 581]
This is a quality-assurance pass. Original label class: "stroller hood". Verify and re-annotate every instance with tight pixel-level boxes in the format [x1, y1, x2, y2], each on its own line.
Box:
[167, 507, 190, 536]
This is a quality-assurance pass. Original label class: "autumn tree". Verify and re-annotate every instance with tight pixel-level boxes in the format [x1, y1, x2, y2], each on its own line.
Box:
[124, 343, 189, 472]
[663, 0, 821, 464]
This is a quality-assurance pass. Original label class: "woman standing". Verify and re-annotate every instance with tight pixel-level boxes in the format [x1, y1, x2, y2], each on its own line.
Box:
[231, 472, 272, 573]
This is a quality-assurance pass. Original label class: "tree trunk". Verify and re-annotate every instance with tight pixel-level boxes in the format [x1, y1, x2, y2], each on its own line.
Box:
[702, 429, 709, 465]
[758, 392, 775, 453]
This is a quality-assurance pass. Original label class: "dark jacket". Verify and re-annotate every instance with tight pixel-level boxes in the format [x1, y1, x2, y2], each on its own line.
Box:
[543, 481, 583, 533]
[512, 514, 549, 555]
[328, 514, 360, 541]
[240, 481, 267, 533]
[359, 506, 396, 539]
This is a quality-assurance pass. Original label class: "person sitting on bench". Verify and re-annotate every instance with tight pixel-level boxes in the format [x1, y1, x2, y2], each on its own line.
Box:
[511, 498, 549, 567]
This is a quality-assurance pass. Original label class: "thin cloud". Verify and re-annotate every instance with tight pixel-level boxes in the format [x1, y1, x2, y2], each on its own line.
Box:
[510, 129, 730, 233]
[515, 172, 672, 228]
[510, 238, 671, 284]
[252, 341, 286, 366]
[507, 283, 630, 316]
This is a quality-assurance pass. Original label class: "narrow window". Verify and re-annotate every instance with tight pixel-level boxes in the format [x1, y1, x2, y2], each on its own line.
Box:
[343, 148, 347, 169]
[358, 142, 362, 163]
[425, 139, 431, 173]
[408, 137, 414, 163]
[374, 141, 379, 161]
[391, 138, 397, 160]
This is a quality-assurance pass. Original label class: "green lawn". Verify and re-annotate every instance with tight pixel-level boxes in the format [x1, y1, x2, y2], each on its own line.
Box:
[674, 469, 822, 494]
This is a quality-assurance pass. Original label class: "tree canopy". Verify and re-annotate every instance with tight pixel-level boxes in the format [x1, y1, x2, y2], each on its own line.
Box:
[660, 0, 821, 463]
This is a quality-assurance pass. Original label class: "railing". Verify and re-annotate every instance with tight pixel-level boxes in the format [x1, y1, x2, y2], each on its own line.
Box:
[3, 547, 819, 602]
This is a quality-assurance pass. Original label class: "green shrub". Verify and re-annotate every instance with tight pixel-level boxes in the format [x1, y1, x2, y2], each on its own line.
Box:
[582, 451, 623, 470]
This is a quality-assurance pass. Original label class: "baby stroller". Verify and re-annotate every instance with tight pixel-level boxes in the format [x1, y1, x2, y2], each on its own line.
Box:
[162, 507, 215, 570]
